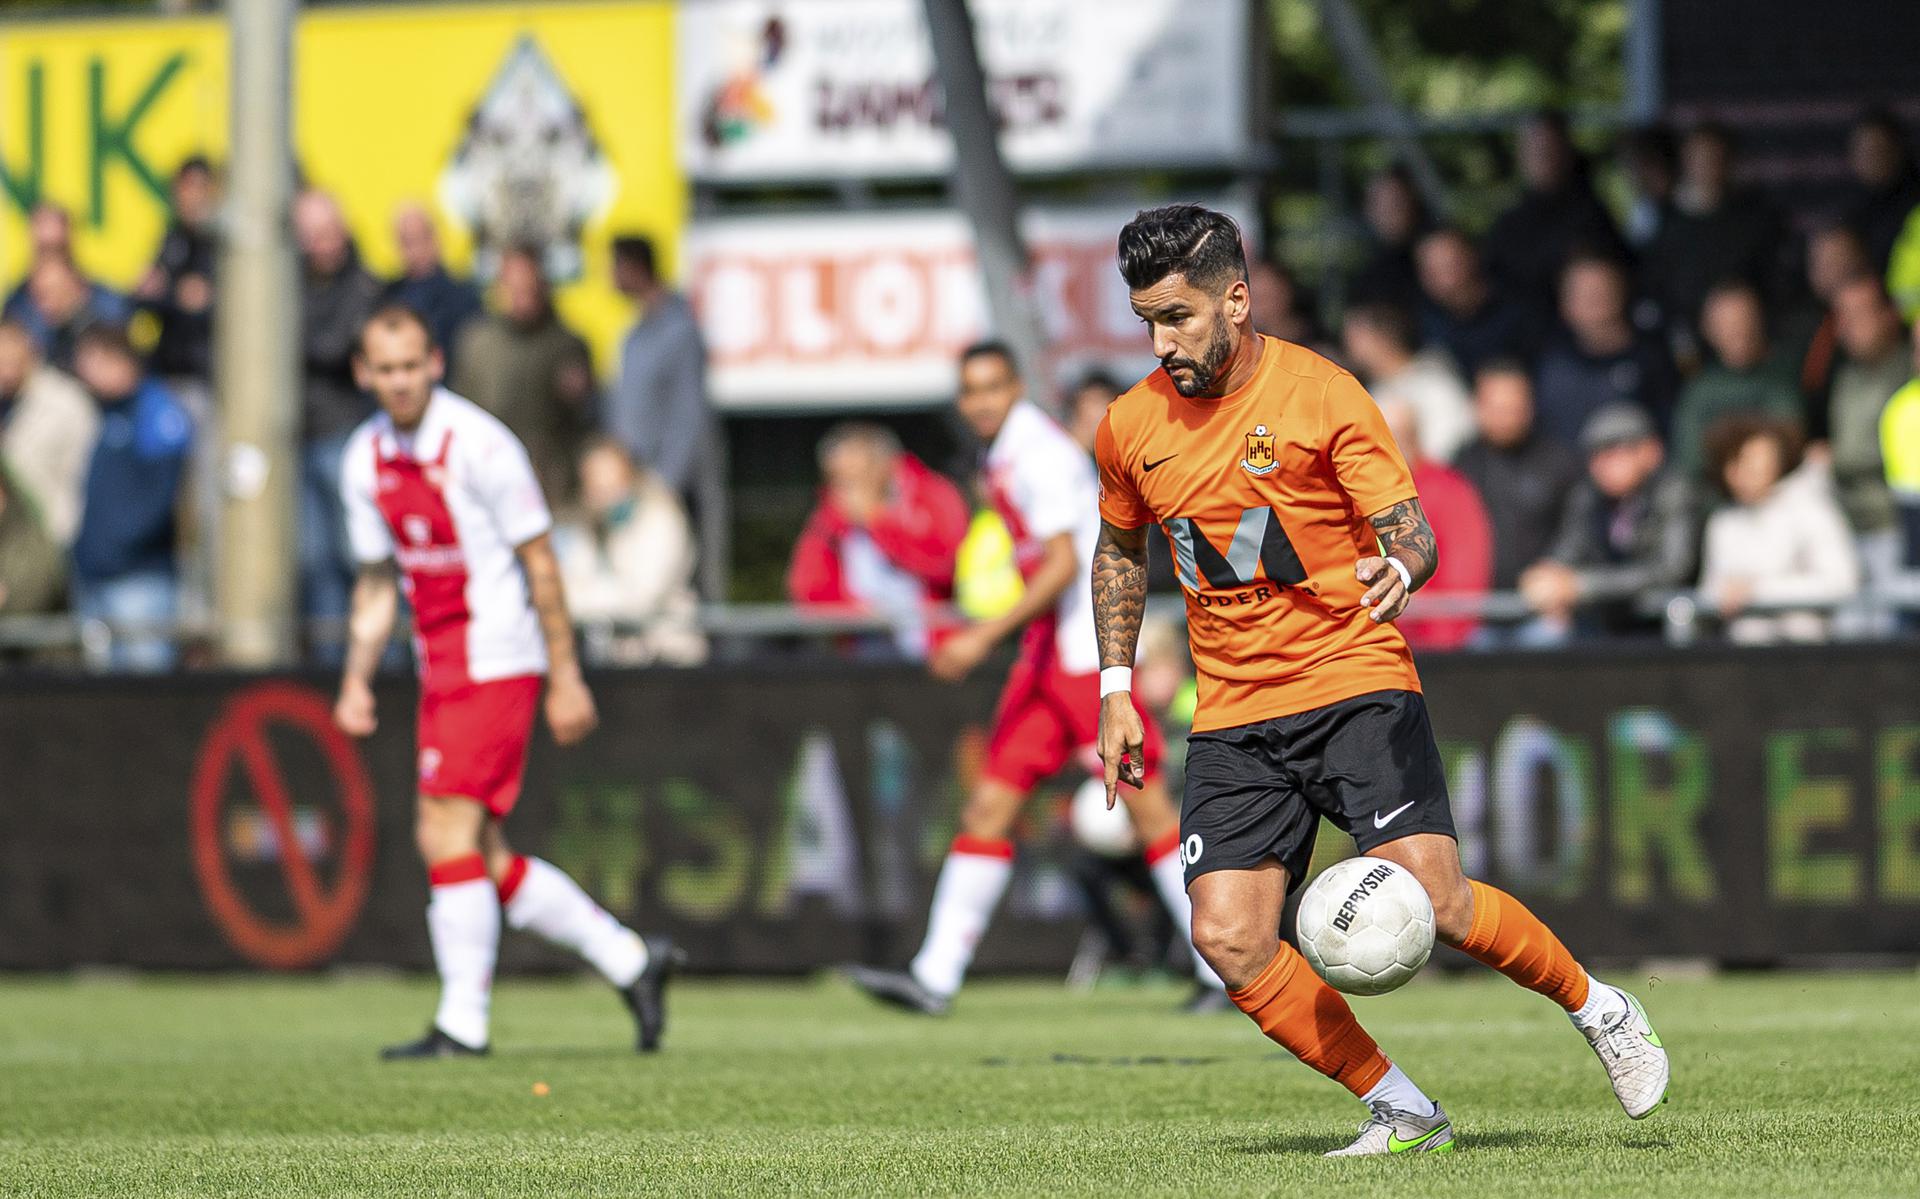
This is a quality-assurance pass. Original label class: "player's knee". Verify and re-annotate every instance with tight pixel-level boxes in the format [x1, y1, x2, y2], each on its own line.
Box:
[958, 792, 1016, 839]
[413, 798, 478, 864]
[1189, 908, 1268, 988]
[1427, 872, 1476, 945]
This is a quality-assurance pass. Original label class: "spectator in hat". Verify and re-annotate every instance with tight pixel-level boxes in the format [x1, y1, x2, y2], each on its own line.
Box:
[1699, 415, 1858, 645]
[1520, 403, 1695, 640]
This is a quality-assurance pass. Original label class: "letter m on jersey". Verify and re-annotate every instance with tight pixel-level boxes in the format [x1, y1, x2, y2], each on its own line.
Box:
[1165, 508, 1308, 591]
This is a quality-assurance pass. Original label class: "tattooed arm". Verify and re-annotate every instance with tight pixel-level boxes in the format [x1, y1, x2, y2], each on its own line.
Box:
[1356, 497, 1439, 624]
[1093, 520, 1151, 801]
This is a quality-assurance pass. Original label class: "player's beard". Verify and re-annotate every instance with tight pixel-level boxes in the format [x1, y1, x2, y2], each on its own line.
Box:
[1162, 319, 1235, 398]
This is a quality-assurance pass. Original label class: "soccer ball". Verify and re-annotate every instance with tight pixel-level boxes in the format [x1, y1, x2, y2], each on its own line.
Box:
[1295, 856, 1435, 996]
[1069, 777, 1138, 857]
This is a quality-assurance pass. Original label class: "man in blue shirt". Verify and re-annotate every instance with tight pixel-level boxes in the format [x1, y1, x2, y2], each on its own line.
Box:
[70, 325, 191, 672]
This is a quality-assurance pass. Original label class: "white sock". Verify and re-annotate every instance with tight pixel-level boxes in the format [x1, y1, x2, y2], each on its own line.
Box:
[502, 857, 648, 988]
[427, 876, 499, 1048]
[1146, 841, 1226, 990]
[1570, 975, 1628, 1030]
[1362, 1063, 1437, 1117]
[909, 840, 1014, 997]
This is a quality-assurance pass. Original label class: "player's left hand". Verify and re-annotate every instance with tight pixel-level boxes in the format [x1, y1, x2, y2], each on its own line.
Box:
[929, 624, 995, 682]
[1355, 556, 1411, 623]
[1098, 692, 1146, 807]
[545, 675, 599, 746]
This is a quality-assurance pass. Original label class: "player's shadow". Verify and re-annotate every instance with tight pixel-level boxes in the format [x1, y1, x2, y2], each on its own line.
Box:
[1228, 1129, 1531, 1155]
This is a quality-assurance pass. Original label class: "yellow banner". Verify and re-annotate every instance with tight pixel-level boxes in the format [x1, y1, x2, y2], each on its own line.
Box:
[0, 2, 682, 372]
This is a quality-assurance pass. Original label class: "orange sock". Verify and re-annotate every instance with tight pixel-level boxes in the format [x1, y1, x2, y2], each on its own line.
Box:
[1457, 880, 1589, 1012]
[1227, 942, 1391, 1097]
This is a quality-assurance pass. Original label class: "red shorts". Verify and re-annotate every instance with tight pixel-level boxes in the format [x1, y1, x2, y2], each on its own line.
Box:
[982, 640, 1165, 794]
[417, 675, 541, 817]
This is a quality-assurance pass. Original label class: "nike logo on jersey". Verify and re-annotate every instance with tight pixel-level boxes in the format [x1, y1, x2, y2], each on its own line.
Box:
[1372, 801, 1415, 829]
[1143, 454, 1178, 472]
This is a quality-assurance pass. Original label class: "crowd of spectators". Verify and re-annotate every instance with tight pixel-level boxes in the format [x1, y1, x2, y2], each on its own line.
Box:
[0, 163, 714, 670]
[7, 105, 1920, 671]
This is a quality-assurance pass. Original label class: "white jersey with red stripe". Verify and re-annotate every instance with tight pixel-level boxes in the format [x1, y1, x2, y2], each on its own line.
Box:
[340, 388, 552, 688]
[982, 400, 1101, 674]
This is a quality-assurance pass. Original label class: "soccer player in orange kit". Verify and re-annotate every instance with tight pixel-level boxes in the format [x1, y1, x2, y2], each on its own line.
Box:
[1091, 206, 1669, 1156]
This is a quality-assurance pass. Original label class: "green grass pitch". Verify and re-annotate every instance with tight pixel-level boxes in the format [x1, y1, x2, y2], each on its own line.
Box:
[1, 970, 1913, 1197]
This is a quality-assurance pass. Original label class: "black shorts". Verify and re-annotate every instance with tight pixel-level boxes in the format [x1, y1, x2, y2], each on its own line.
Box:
[1180, 689, 1456, 889]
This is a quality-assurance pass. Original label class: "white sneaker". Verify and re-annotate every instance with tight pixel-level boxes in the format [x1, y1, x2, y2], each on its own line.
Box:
[1323, 1101, 1454, 1157]
[1578, 986, 1670, 1119]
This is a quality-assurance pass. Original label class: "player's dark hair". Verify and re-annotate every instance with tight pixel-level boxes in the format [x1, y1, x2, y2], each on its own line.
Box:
[1343, 301, 1415, 351]
[358, 302, 438, 355]
[612, 235, 657, 278]
[1117, 204, 1248, 294]
[958, 339, 1018, 376]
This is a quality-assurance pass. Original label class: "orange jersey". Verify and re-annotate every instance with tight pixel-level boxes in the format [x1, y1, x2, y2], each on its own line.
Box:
[1095, 336, 1422, 732]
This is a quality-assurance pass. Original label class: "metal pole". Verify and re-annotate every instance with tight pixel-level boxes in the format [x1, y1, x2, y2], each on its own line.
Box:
[1312, 0, 1452, 221]
[1623, 0, 1665, 124]
[216, 0, 300, 666]
[920, 0, 1051, 405]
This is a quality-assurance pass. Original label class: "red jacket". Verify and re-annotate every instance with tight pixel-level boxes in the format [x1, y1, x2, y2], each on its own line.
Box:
[786, 453, 970, 608]
[1399, 461, 1493, 652]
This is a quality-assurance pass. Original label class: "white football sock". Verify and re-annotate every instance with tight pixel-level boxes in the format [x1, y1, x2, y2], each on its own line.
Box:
[1569, 975, 1628, 1031]
[427, 876, 499, 1048]
[1146, 842, 1226, 990]
[909, 841, 1014, 997]
[1362, 1063, 1437, 1117]
[503, 857, 648, 989]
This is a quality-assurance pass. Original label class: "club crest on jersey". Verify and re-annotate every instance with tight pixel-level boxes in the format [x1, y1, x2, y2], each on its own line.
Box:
[1242, 425, 1278, 476]
[402, 515, 434, 546]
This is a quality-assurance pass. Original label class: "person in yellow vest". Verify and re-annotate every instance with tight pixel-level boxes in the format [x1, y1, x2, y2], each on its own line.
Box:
[1882, 315, 1920, 587]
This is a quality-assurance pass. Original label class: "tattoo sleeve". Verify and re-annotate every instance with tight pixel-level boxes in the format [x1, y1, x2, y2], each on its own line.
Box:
[1369, 498, 1439, 590]
[1092, 520, 1151, 670]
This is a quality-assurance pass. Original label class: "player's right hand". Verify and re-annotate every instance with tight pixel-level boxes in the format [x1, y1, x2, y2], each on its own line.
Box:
[1098, 692, 1146, 809]
[333, 680, 377, 738]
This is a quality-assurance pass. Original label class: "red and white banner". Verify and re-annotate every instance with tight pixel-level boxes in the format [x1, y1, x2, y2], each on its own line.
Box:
[684, 204, 1253, 409]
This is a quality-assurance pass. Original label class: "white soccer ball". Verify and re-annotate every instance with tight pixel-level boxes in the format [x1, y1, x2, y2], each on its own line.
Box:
[1295, 856, 1435, 996]
[1069, 777, 1138, 857]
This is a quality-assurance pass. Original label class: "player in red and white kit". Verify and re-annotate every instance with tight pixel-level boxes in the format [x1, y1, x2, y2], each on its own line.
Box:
[849, 342, 1225, 1014]
[334, 305, 681, 1058]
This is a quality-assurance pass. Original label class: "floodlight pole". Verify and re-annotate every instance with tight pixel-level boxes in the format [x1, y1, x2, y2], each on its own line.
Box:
[216, 0, 301, 665]
[921, 0, 1052, 406]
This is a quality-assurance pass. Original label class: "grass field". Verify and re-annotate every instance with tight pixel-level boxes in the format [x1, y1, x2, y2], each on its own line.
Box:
[1, 969, 1913, 1197]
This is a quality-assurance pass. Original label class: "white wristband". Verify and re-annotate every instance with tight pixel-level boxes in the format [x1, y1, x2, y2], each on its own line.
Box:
[1384, 556, 1413, 591]
[1099, 667, 1133, 697]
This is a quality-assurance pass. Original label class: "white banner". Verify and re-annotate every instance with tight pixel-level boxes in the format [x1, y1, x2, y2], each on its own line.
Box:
[678, 0, 1252, 181]
[684, 202, 1253, 409]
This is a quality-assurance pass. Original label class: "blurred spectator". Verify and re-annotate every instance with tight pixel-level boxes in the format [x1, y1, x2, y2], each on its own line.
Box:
[1247, 256, 1331, 353]
[1, 202, 75, 311]
[1346, 165, 1430, 309]
[1779, 224, 1872, 439]
[1521, 404, 1695, 640]
[1483, 111, 1624, 312]
[1341, 301, 1473, 463]
[1670, 281, 1804, 483]
[1827, 277, 1910, 558]
[1640, 123, 1786, 355]
[1066, 370, 1123, 455]
[5, 256, 133, 373]
[1700, 416, 1858, 644]
[0, 462, 63, 617]
[1454, 361, 1583, 591]
[1619, 124, 1679, 250]
[1415, 227, 1538, 379]
[293, 188, 382, 658]
[134, 156, 219, 383]
[608, 234, 725, 598]
[385, 203, 483, 372]
[451, 245, 595, 507]
[0, 319, 97, 546]
[70, 325, 190, 672]
[1377, 398, 1491, 651]
[786, 422, 968, 658]
[554, 437, 706, 667]
[1882, 320, 1920, 581]
[1841, 107, 1920, 272]
[1532, 254, 1680, 448]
